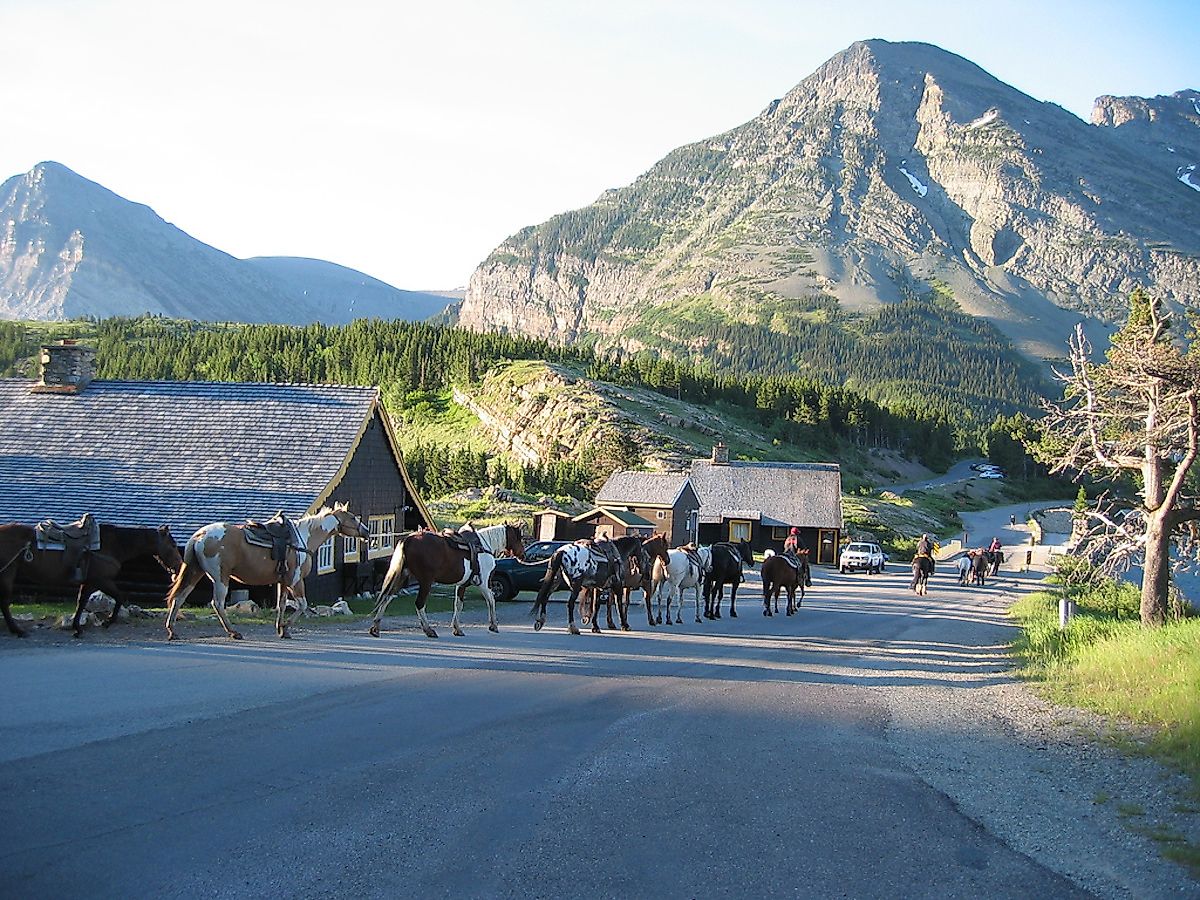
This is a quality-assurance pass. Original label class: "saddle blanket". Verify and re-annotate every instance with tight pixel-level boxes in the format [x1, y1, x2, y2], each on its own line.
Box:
[34, 516, 100, 552]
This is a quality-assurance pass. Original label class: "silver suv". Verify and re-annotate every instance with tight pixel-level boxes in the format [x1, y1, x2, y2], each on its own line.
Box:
[839, 541, 886, 574]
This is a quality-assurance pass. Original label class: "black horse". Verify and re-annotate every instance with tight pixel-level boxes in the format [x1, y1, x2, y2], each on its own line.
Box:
[911, 554, 934, 595]
[532, 534, 669, 635]
[703, 539, 755, 619]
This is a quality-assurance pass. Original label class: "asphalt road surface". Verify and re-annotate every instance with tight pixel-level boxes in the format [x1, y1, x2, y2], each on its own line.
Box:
[0, 564, 1184, 899]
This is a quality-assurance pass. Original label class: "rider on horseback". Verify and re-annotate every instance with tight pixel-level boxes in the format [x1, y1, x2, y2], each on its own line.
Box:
[783, 527, 801, 557]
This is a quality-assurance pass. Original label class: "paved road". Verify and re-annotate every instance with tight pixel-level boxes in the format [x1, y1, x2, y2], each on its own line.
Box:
[885, 458, 987, 495]
[0, 566, 1180, 898]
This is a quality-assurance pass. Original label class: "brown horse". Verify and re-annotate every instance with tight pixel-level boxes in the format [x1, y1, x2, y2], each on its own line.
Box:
[761, 549, 810, 616]
[0, 522, 182, 638]
[369, 523, 526, 639]
[164, 503, 369, 641]
[580, 533, 671, 633]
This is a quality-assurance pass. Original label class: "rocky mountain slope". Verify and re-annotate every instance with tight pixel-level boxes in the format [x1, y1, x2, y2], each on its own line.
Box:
[0, 162, 449, 324]
[459, 40, 1200, 367]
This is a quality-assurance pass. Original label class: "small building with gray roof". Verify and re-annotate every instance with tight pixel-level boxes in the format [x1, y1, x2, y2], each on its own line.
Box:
[595, 443, 844, 564]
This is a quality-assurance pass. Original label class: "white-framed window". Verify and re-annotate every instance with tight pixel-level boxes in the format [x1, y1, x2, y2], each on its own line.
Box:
[368, 515, 395, 559]
[655, 510, 666, 520]
[729, 520, 752, 543]
[316, 537, 335, 574]
[343, 535, 360, 563]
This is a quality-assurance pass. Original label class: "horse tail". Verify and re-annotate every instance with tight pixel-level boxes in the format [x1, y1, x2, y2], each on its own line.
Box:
[532, 549, 566, 615]
[377, 537, 408, 598]
[164, 537, 200, 607]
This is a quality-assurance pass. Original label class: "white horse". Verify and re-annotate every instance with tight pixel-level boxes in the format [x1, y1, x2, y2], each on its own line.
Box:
[370, 523, 524, 638]
[649, 545, 712, 625]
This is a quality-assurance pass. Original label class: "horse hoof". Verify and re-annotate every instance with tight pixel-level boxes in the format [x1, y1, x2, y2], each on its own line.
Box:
[730, 611, 737, 618]
[675, 617, 682, 625]
[280, 631, 293, 639]
[453, 628, 465, 637]
[230, 631, 243, 640]
[534, 620, 544, 632]
[569, 625, 580, 636]
[424, 629, 439, 639]
[622, 624, 631, 632]
[72, 630, 83, 639]
[166, 632, 178, 642]
[368, 624, 380, 637]
[489, 624, 499, 633]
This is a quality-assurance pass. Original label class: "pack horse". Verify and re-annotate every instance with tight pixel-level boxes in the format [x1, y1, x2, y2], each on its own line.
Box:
[164, 503, 369, 641]
[369, 523, 526, 638]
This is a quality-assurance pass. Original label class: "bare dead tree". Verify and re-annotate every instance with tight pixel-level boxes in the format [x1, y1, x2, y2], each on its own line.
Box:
[1036, 290, 1200, 625]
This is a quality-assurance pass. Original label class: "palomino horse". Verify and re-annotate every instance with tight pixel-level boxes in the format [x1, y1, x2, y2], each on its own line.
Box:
[0, 522, 182, 638]
[760, 549, 810, 616]
[703, 539, 755, 619]
[369, 523, 525, 639]
[580, 533, 671, 633]
[649, 545, 712, 625]
[532, 534, 669, 636]
[911, 554, 935, 595]
[164, 503, 369, 641]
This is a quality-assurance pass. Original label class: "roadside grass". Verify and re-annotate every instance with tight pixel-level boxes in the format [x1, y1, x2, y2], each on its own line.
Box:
[1010, 573, 1200, 875]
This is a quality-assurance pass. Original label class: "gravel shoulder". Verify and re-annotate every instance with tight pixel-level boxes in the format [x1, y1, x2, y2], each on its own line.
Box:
[881, 575, 1199, 900]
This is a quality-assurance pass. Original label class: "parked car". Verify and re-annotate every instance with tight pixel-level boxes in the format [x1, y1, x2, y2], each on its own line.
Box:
[978, 471, 1004, 479]
[487, 540, 571, 602]
[522, 540, 571, 563]
[839, 541, 886, 574]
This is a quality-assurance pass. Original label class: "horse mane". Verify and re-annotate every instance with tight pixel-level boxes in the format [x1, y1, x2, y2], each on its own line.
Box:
[470, 523, 509, 553]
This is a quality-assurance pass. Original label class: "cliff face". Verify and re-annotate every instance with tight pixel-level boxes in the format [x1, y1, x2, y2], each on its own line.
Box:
[459, 41, 1200, 364]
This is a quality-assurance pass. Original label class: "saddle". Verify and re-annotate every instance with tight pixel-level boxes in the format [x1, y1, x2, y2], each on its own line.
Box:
[576, 539, 624, 588]
[244, 512, 298, 578]
[442, 526, 484, 585]
[681, 543, 705, 576]
[35, 514, 100, 583]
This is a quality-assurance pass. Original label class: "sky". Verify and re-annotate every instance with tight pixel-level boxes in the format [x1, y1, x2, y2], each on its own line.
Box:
[1, 0, 1196, 290]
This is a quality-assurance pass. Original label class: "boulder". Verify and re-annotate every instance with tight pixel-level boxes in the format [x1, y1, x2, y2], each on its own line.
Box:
[85, 591, 116, 615]
[228, 599, 261, 616]
[314, 605, 334, 617]
[330, 600, 353, 616]
[59, 611, 101, 629]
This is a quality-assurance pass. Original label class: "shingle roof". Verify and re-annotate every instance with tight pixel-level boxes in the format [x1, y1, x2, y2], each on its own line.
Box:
[595, 471, 690, 507]
[0, 378, 417, 537]
[572, 507, 654, 527]
[689, 460, 843, 529]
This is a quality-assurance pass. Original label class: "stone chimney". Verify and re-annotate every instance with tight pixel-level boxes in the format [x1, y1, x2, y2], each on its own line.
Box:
[711, 442, 730, 465]
[31, 340, 97, 394]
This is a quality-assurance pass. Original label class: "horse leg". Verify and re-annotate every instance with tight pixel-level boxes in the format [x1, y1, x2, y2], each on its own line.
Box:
[452, 584, 466, 637]
[209, 580, 242, 639]
[729, 581, 739, 618]
[647, 580, 659, 627]
[164, 567, 204, 641]
[0, 574, 24, 637]
[567, 587, 581, 636]
[480, 560, 499, 633]
[415, 581, 438, 639]
[70, 582, 89, 638]
[621, 589, 633, 631]
[275, 583, 289, 637]
[605, 589, 616, 631]
[692, 581, 703, 624]
[280, 581, 309, 638]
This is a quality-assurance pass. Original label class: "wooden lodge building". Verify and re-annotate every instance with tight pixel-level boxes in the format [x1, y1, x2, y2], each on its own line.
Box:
[592, 443, 844, 565]
[0, 341, 432, 604]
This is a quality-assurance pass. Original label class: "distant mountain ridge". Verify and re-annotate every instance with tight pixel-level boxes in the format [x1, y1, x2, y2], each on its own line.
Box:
[458, 40, 1200, 370]
[0, 162, 451, 324]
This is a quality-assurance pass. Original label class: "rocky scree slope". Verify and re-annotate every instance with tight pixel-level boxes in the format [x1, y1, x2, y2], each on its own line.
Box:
[459, 40, 1200, 366]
